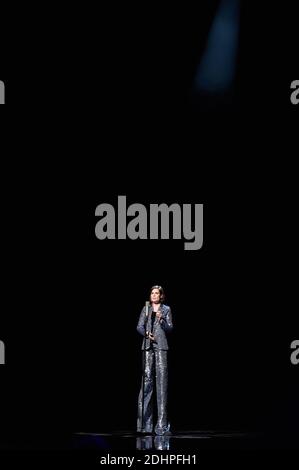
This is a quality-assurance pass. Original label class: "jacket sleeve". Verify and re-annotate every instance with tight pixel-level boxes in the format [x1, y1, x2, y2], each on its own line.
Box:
[137, 307, 147, 337]
[160, 306, 173, 333]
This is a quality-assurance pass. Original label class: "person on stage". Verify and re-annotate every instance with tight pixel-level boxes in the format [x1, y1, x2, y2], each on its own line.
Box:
[137, 285, 173, 435]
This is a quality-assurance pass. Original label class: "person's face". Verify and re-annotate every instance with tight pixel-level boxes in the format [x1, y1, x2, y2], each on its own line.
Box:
[151, 288, 161, 304]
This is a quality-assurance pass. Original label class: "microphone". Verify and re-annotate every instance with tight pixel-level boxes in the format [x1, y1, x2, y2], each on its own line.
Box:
[145, 301, 150, 339]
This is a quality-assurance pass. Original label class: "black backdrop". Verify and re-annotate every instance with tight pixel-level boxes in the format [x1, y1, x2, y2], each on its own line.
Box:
[1, 164, 298, 442]
[0, 0, 298, 449]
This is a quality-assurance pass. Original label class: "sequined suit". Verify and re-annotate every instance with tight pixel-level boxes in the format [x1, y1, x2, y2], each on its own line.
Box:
[137, 304, 173, 435]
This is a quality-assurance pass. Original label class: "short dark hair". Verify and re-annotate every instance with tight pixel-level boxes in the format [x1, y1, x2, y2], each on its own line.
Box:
[150, 285, 165, 303]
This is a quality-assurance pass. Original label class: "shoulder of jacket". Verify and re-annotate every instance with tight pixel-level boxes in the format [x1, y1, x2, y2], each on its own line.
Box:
[163, 304, 171, 311]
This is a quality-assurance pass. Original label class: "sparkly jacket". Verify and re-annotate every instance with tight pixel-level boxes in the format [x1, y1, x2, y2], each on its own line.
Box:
[137, 304, 173, 350]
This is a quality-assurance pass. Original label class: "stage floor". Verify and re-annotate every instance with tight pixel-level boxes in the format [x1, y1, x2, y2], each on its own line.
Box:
[70, 429, 298, 451]
[1, 429, 298, 451]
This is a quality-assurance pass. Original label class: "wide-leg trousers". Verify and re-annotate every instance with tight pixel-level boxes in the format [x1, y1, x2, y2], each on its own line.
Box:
[137, 348, 170, 435]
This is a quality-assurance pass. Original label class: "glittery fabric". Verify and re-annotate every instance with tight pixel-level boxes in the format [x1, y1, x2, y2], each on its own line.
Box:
[136, 435, 170, 451]
[137, 304, 173, 350]
[137, 304, 173, 435]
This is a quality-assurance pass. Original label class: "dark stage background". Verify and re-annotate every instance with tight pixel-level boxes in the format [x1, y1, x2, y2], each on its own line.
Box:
[0, 0, 298, 451]
[1, 170, 298, 444]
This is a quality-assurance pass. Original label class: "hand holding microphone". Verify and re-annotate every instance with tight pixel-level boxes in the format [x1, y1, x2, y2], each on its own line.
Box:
[145, 302, 162, 342]
[156, 309, 162, 322]
[145, 331, 155, 341]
